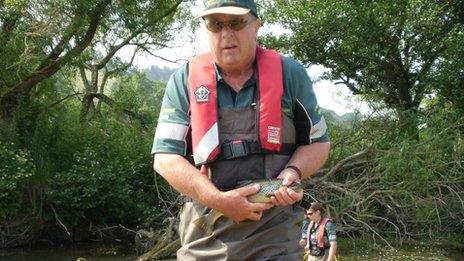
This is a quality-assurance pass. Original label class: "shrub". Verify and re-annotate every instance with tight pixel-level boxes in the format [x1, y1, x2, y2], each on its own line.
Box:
[0, 142, 35, 217]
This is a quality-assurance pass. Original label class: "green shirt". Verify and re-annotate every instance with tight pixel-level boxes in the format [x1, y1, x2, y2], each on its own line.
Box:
[309, 220, 337, 256]
[152, 55, 328, 155]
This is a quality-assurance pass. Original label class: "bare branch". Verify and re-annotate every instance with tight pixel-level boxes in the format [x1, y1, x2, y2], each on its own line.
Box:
[345, 212, 393, 248]
[335, 76, 362, 94]
[137, 45, 186, 64]
[106, 47, 139, 77]
[324, 149, 373, 180]
[49, 204, 71, 237]
[95, 0, 183, 69]
[50, 92, 83, 107]
[79, 65, 91, 91]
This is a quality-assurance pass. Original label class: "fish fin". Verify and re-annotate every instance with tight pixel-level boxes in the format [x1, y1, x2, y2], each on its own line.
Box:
[193, 210, 223, 235]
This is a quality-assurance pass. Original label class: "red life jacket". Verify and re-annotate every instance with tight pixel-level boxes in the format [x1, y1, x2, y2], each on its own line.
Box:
[188, 46, 283, 166]
[306, 217, 332, 249]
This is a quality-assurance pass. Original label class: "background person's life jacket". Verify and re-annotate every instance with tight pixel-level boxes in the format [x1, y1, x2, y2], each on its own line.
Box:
[306, 217, 333, 250]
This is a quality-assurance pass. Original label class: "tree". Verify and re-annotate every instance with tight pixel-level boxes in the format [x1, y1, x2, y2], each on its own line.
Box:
[0, 0, 191, 120]
[77, 0, 191, 121]
[0, 0, 112, 119]
[261, 0, 463, 136]
[434, 1, 464, 116]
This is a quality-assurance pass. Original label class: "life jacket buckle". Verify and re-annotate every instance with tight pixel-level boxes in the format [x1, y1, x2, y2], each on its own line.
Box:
[222, 140, 248, 159]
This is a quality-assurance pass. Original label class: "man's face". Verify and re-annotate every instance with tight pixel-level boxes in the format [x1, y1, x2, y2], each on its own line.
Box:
[204, 13, 260, 71]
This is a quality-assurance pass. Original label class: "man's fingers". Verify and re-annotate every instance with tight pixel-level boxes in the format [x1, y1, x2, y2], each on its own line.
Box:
[282, 176, 292, 186]
[250, 202, 273, 212]
[270, 196, 279, 206]
[247, 211, 263, 221]
[278, 168, 300, 186]
[274, 187, 289, 204]
[287, 187, 303, 202]
[272, 187, 303, 206]
[279, 187, 294, 204]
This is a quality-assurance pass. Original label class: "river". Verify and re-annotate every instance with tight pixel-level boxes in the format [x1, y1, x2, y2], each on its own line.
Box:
[0, 243, 462, 260]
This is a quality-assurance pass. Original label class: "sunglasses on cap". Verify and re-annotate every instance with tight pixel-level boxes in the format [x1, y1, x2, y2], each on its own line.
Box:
[306, 212, 314, 216]
[205, 18, 252, 33]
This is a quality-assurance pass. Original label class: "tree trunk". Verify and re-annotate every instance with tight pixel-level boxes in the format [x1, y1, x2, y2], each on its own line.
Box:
[80, 65, 99, 121]
[396, 108, 419, 140]
[0, 92, 20, 120]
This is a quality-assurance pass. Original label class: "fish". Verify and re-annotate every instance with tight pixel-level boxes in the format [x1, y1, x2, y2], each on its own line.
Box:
[193, 179, 302, 235]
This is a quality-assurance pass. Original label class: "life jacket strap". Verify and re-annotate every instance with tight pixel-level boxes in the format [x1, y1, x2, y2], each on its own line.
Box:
[220, 140, 296, 160]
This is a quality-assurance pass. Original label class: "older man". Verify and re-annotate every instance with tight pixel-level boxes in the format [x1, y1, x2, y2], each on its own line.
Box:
[152, 0, 330, 259]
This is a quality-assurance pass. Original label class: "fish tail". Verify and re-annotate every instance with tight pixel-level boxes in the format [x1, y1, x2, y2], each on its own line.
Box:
[193, 210, 223, 235]
[193, 215, 213, 235]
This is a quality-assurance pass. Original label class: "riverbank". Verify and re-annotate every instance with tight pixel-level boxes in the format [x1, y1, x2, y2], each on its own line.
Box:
[1, 239, 462, 260]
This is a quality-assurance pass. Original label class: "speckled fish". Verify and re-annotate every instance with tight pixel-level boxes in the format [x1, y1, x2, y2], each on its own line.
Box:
[193, 179, 302, 235]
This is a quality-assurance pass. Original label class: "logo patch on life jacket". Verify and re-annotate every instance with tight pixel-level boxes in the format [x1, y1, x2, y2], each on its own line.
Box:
[267, 126, 280, 144]
[195, 85, 210, 103]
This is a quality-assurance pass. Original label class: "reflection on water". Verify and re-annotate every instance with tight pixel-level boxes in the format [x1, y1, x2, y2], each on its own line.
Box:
[0, 243, 462, 260]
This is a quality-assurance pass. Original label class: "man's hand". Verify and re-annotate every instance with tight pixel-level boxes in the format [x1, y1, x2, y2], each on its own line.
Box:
[270, 167, 303, 206]
[215, 184, 273, 222]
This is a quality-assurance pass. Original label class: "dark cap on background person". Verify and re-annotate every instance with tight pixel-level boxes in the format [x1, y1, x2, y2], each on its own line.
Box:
[197, 0, 259, 18]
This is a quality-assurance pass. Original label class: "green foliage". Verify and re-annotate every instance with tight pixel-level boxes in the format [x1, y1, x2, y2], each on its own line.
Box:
[48, 147, 136, 227]
[0, 67, 170, 240]
[0, 142, 34, 217]
[112, 72, 151, 112]
[0, 0, 192, 119]
[321, 104, 464, 240]
[39, 111, 161, 228]
[260, 0, 463, 120]
[1, 0, 462, 248]
[110, 71, 165, 124]
[1, 0, 103, 87]
[435, 26, 464, 115]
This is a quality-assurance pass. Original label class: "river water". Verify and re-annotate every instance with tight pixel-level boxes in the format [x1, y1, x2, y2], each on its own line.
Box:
[0, 245, 137, 261]
[340, 244, 463, 260]
[0, 243, 462, 260]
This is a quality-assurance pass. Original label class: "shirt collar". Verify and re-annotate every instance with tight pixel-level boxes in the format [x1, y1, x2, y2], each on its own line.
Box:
[214, 60, 258, 83]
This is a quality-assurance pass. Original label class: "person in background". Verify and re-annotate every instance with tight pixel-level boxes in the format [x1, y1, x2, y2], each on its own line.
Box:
[152, 0, 330, 259]
[303, 202, 338, 261]
[299, 212, 310, 248]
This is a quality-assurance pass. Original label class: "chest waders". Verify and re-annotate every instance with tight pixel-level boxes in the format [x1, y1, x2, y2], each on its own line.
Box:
[210, 106, 296, 189]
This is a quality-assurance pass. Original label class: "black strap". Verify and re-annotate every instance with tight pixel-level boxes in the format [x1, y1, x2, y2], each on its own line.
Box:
[221, 140, 261, 159]
[220, 140, 296, 160]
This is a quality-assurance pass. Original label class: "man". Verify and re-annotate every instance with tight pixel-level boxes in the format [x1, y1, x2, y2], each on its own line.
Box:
[301, 203, 337, 261]
[152, 0, 330, 259]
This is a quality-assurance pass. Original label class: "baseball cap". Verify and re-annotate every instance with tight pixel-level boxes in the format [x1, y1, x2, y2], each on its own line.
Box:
[197, 0, 258, 18]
